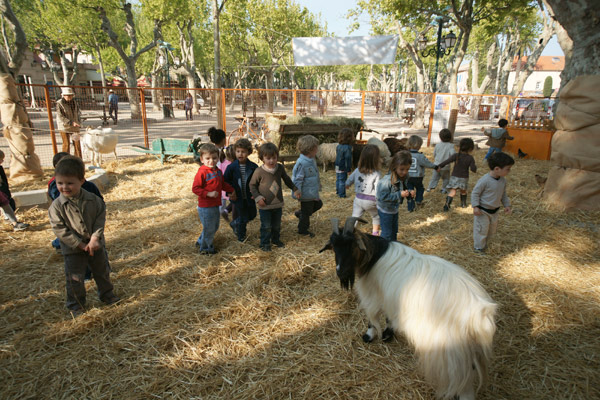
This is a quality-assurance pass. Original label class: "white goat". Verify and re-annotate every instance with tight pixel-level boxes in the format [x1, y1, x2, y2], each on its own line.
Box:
[82, 126, 118, 166]
[320, 217, 497, 400]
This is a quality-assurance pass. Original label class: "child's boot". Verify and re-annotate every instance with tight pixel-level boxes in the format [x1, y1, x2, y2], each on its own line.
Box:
[460, 194, 467, 208]
[443, 196, 453, 212]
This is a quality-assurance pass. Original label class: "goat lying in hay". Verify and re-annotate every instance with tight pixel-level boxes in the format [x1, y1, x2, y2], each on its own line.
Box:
[320, 217, 497, 400]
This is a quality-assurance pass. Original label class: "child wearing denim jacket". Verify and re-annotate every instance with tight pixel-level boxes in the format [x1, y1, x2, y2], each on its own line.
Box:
[376, 151, 414, 242]
[250, 143, 301, 251]
[335, 128, 354, 198]
[407, 135, 437, 212]
[224, 138, 258, 242]
[292, 135, 322, 237]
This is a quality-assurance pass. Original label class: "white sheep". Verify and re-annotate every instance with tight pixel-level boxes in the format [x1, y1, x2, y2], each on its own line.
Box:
[320, 217, 497, 400]
[366, 137, 391, 166]
[315, 142, 338, 172]
[82, 126, 119, 167]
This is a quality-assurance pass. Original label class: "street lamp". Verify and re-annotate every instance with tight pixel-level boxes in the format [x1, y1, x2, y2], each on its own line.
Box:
[420, 16, 457, 93]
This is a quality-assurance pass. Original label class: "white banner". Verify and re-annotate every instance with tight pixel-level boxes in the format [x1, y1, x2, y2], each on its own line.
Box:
[430, 94, 454, 145]
[292, 36, 399, 66]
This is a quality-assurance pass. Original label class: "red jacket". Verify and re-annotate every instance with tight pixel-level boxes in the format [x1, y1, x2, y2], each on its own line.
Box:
[192, 165, 234, 207]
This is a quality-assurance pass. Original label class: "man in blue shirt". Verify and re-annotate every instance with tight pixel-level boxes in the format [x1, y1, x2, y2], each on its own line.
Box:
[108, 89, 118, 124]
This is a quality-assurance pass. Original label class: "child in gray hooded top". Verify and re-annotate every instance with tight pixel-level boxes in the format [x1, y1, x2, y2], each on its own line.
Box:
[407, 135, 437, 212]
[471, 152, 514, 252]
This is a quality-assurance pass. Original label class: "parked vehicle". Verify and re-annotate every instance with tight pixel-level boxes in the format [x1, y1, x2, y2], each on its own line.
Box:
[404, 98, 416, 110]
[520, 99, 555, 121]
[513, 98, 535, 119]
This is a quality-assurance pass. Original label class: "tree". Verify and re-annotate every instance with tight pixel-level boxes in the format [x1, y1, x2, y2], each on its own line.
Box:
[542, 75, 552, 97]
[0, 0, 27, 75]
[95, 2, 162, 119]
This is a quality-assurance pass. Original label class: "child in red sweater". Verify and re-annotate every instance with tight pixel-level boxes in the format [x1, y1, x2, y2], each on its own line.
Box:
[192, 143, 236, 254]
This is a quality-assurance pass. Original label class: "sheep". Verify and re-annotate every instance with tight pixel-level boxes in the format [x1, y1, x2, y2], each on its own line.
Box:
[366, 137, 391, 166]
[383, 137, 408, 156]
[315, 142, 338, 172]
[82, 126, 119, 167]
[320, 217, 497, 400]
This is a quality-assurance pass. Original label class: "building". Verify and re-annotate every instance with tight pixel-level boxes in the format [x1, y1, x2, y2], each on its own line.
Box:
[507, 55, 564, 96]
[17, 49, 102, 87]
[455, 55, 564, 96]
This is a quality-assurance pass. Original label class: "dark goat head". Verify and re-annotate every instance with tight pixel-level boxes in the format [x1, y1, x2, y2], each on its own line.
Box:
[320, 217, 367, 290]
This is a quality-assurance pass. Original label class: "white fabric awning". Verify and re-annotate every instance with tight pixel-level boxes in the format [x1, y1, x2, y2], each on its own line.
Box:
[292, 35, 399, 66]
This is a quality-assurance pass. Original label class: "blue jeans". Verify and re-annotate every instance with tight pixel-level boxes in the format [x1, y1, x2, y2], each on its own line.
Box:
[336, 172, 348, 197]
[378, 210, 398, 242]
[484, 147, 501, 160]
[197, 206, 220, 252]
[259, 208, 282, 247]
[407, 177, 424, 211]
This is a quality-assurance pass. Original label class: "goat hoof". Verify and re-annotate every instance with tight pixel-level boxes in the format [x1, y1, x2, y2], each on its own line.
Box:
[362, 333, 374, 343]
[382, 328, 395, 342]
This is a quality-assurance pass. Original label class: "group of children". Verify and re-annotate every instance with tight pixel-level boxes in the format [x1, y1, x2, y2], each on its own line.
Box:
[192, 118, 515, 256]
[0, 116, 514, 316]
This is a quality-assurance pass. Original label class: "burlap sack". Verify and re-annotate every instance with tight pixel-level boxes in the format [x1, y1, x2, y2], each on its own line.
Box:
[544, 75, 600, 210]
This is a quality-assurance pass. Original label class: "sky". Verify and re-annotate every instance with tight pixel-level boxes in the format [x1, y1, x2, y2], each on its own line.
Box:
[294, 0, 564, 56]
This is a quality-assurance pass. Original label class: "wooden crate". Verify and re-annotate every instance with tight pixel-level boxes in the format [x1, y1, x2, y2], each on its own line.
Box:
[505, 126, 555, 160]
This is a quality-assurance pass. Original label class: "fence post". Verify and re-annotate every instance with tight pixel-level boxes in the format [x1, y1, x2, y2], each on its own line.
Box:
[140, 88, 149, 148]
[505, 96, 512, 120]
[293, 90, 297, 116]
[44, 84, 57, 155]
[360, 91, 365, 134]
[221, 88, 226, 131]
[426, 93, 437, 146]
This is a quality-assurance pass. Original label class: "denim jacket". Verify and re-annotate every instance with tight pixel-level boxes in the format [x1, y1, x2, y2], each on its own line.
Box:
[292, 154, 320, 200]
[335, 144, 353, 173]
[376, 172, 407, 214]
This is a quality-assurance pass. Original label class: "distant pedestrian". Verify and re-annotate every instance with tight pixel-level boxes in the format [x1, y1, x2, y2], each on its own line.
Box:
[185, 93, 194, 121]
[108, 89, 118, 124]
[56, 87, 82, 158]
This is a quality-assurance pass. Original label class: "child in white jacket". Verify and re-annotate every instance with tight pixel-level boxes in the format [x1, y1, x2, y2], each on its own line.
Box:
[346, 144, 381, 235]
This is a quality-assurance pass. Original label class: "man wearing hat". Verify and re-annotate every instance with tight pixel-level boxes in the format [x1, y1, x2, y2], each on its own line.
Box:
[108, 89, 118, 124]
[56, 87, 82, 158]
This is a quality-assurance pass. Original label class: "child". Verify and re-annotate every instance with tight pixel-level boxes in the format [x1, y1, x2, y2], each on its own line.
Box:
[192, 143, 236, 254]
[48, 152, 103, 252]
[292, 135, 322, 237]
[224, 138, 258, 242]
[0, 150, 29, 231]
[427, 129, 456, 194]
[208, 127, 231, 221]
[438, 138, 477, 211]
[482, 118, 513, 161]
[376, 151, 414, 242]
[335, 128, 354, 198]
[249, 143, 301, 251]
[48, 156, 119, 316]
[219, 144, 235, 222]
[346, 144, 381, 235]
[406, 135, 437, 212]
[471, 152, 514, 252]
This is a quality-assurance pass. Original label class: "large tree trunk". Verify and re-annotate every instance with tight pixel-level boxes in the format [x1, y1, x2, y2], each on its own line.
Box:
[212, 0, 226, 128]
[0, 0, 27, 75]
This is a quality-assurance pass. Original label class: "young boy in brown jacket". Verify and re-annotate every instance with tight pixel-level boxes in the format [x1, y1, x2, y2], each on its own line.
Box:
[48, 156, 119, 316]
[249, 143, 300, 251]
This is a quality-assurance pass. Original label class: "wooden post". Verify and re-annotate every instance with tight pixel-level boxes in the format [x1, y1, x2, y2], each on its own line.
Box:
[44, 84, 57, 155]
[360, 91, 365, 139]
[426, 93, 437, 147]
[140, 88, 149, 148]
[505, 96, 512, 120]
[221, 88, 226, 131]
[293, 90, 297, 116]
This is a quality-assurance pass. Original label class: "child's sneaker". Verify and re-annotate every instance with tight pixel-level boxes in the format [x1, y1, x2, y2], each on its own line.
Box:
[260, 245, 272, 252]
[473, 248, 485, 254]
[13, 222, 29, 231]
[425, 189, 431, 193]
[372, 231, 380, 236]
[298, 230, 315, 238]
[102, 294, 121, 305]
[272, 240, 285, 248]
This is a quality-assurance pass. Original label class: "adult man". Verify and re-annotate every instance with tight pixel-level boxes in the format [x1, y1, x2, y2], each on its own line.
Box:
[56, 87, 82, 157]
[108, 89, 118, 124]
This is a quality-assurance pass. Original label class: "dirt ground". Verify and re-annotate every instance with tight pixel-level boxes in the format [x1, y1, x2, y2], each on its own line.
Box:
[1, 149, 598, 399]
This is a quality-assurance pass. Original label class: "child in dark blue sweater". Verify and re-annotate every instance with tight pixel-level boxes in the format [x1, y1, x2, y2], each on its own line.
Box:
[335, 128, 354, 198]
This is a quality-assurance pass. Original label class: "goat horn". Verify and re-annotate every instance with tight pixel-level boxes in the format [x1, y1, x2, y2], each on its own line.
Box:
[343, 217, 367, 235]
[331, 218, 340, 235]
